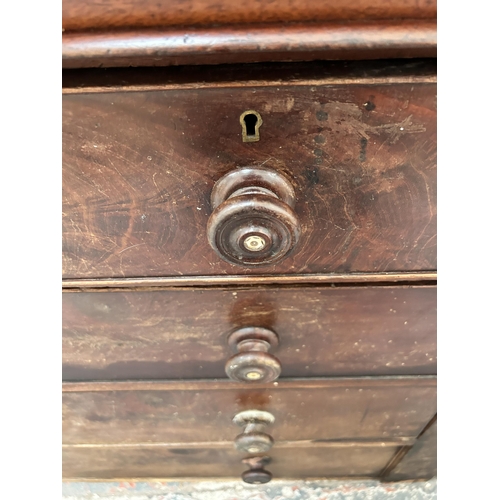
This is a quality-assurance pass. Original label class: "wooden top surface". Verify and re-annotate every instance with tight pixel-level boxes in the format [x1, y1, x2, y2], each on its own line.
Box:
[63, 0, 437, 32]
[62, 1, 436, 68]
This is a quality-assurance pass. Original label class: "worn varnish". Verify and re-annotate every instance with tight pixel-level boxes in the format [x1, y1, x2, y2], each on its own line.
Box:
[62, 377, 436, 445]
[62, 285, 436, 381]
[62, 444, 400, 480]
[62, 74, 436, 279]
[62, 0, 437, 31]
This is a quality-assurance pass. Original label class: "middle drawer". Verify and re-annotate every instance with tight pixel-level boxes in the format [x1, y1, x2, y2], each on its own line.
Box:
[63, 285, 436, 381]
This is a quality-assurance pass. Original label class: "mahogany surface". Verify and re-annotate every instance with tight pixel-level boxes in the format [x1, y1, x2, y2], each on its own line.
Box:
[61, 42, 437, 481]
[63, 444, 400, 480]
[62, 72, 436, 279]
[62, 0, 437, 31]
[62, 285, 436, 381]
[62, 378, 437, 445]
[62, 21, 436, 69]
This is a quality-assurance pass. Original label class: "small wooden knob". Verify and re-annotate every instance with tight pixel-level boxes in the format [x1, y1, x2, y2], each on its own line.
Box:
[241, 456, 273, 484]
[233, 410, 275, 453]
[225, 327, 281, 383]
[234, 431, 274, 454]
[207, 167, 300, 266]
[242, 469, 273, 484]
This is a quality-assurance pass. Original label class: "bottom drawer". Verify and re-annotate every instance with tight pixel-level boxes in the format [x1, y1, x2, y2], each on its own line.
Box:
[62, 378, 436, 445]
[63, 444, 400, 480]
[63, 378, 436, 481]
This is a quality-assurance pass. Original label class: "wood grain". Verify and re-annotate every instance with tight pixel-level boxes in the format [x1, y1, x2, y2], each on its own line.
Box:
[62, 377, 437, 445]
[62, 75, 436, 279]
[385, 417, 436, 480]
[62, 0, 437, 31]
[63, 444, 400, 480]
[62, 21, 436, 69]
[62, 285, 436, 381]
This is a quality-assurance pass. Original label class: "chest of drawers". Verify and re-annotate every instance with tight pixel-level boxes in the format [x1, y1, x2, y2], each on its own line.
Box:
[62, 1, 437, 483]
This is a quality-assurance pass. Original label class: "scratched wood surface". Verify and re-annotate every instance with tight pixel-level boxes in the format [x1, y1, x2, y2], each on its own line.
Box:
[385, 418, 436, 480]
[62, 444, 399, 479]
[62, 0, 437, 31]
[62, 377, 437, 445]
[62, 72, 436, 279]
[62, 285, 436, 381]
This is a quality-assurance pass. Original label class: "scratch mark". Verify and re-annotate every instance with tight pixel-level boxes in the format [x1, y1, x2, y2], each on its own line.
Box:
[117, 243, 146, 255]
[360, 406, 370, 424]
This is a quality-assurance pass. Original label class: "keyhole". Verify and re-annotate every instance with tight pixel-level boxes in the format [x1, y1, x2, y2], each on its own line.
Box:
[244, 114, 258, 136]
[240, 110, 263, 143]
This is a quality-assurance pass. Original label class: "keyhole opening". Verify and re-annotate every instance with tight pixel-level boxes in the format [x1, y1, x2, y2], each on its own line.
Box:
[244, 114, 257, 136]
[240, 110, 263, 143]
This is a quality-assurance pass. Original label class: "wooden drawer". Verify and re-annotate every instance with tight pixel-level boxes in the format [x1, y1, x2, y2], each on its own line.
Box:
[63, 443, 400, 480]
[63, 285, 436, 381]
[62, 66, 436, 279]
[62, 378, 436, 445]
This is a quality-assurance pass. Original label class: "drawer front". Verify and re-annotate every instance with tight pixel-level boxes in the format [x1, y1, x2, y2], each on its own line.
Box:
[63, 285, 436, 381]
[63, 444, 399, 480]
[63, 81, 436, 278]
[62, 378, 436, 445]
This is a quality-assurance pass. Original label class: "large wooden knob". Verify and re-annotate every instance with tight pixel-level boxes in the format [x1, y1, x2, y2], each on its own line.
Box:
[207, 167, 300, 266]
[225, 327, 281, 383]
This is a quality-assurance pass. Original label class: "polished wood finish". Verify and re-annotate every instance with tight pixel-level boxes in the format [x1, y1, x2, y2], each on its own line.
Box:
[61, 7, 437, 480]
[62, 21, 436, 69]
[62, 443, 400, 480]
[208, 167, 300, 266]
[385, 418, 437, 480]
[225, 327, 281, 383]
[62, 0, 437, 31]
[62, 377, 436, 445]
[62, 285, 436, 381]
[62, 74, 436, 279]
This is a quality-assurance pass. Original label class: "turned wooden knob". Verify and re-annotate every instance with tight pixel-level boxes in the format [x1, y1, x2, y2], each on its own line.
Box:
[225, 327, 281, 383]
[234, 432, 274, 454]
[207, 167, 300, 266]
[242, 468, 273, 484]
[241, 456, 273, 484]
[233, 409, 276, 454]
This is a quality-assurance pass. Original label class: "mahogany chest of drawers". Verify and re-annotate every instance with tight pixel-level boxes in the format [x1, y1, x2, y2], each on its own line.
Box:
[62, 0, 437, 484]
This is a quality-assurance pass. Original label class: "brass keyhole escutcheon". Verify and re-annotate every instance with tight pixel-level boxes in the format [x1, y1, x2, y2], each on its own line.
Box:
[240, 110, 263, 142]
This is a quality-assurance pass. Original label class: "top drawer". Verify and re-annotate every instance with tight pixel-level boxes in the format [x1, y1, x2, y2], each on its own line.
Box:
[63, 72, 436, 279]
